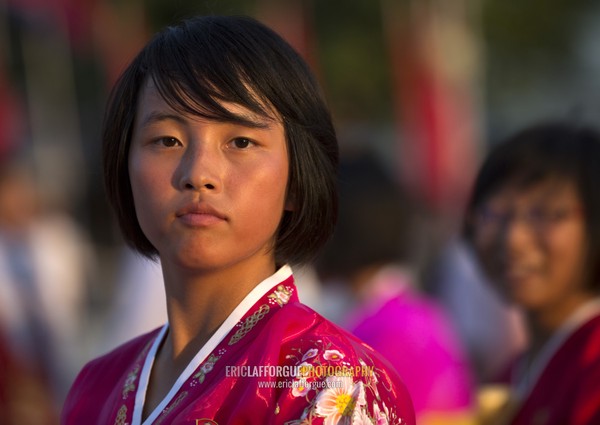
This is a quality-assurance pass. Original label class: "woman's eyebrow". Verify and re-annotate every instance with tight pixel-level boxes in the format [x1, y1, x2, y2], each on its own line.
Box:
[140, 111, 187, 127]
[139, 108, 277, 130]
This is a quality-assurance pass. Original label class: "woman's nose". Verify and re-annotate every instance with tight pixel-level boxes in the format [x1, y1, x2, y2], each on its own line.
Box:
[497, 214, 538, 252]
[176, 144, 222, 192]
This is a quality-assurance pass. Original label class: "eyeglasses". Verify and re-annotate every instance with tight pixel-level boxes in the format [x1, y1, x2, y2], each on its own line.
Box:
[472, 205, 582, 235]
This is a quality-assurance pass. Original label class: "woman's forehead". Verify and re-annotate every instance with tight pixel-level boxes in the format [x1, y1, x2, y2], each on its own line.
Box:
[484, 177, 580, 205]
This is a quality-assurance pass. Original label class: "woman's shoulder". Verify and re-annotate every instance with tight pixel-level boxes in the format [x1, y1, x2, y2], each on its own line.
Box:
[557, 307, 600, 364]
[561, 310, 600, 374]
[580, 309, 600, 334]
[86, 327, 162, 372]
[274, 301, 386, 352]
[62, 327, 162, 422]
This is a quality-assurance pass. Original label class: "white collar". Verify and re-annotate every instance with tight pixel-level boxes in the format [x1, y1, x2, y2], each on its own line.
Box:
[133, 265, 293, 425]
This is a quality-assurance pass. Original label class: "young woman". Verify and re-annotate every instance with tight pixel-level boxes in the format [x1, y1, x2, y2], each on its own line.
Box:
[62, 16, 415, 424]
[464, 122, 600, 425]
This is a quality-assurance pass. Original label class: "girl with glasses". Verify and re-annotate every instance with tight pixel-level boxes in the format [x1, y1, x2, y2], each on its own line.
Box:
[464, 121, 600, 425]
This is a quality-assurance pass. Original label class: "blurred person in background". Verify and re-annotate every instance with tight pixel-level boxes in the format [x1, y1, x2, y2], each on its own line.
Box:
[0, 326, 57, 424]
[0, 159, 93, 422]
[316, 153, 476, 425]
[95, 247, 167, 354]
[430, 238, 527, 385]
[464, 121, 600, 424]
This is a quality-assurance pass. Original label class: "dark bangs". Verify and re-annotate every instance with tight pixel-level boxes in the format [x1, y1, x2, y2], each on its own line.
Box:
[470, 124, 585, 206]
[465, 123, 594, 235]
[143, 18, 279, 125]
[140, 15, 323, 126]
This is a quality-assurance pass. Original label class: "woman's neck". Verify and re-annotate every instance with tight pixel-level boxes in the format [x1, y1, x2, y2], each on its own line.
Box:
[159, 257, 277, 362]
[141, 257, 278, 421]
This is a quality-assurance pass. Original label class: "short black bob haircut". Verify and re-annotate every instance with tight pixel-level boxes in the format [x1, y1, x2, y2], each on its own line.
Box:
[103, 15, 339, 265]
[463, 121, 600, 291]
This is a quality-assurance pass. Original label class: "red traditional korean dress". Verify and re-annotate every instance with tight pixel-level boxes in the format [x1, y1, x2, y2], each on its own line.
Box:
[62, 266, 415, 424]
[499, 299, 600, 425]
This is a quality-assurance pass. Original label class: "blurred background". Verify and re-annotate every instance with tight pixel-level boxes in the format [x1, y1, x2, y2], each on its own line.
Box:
[0, 0, 599, 423]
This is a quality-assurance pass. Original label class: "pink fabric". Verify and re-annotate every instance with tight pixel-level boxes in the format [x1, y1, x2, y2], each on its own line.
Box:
[345, 269, 474, 416]
[62, 275, 415, 424]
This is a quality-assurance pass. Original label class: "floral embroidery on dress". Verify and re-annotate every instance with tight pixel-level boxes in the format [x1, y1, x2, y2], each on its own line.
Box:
[373, 401, 393, 425]
[292, 378, 312, 398]
[228, 304, 270, 345]
[302, 348, 318, 361]
[114, 404, 128, 425]
[268, 285, 293, 307]
[268, 284, 293, 306]
[314, 376, 366, 424]
[323, 350, 344, 362]
[121, 339, 153, 401]
[193, 353, 222, 385]
[122, 365, 140, 399]
[352, 407, 374, 425]
[283, 342, 408, 425]
[154, 391, 189, 425]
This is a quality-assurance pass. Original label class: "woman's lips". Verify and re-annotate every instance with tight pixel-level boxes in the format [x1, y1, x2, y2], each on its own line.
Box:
[176, 202, 227, 227]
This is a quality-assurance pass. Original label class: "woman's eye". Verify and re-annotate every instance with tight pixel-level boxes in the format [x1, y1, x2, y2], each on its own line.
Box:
[231, 138, 253, 149]
[157, 137, 181, 147]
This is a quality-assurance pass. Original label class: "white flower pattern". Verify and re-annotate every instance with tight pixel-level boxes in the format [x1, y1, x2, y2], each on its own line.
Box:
[292, 379, 312, 398]
[314, 376, 366, 424]
[323, 349, 344, 362]
[284, 341, 406, 425]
